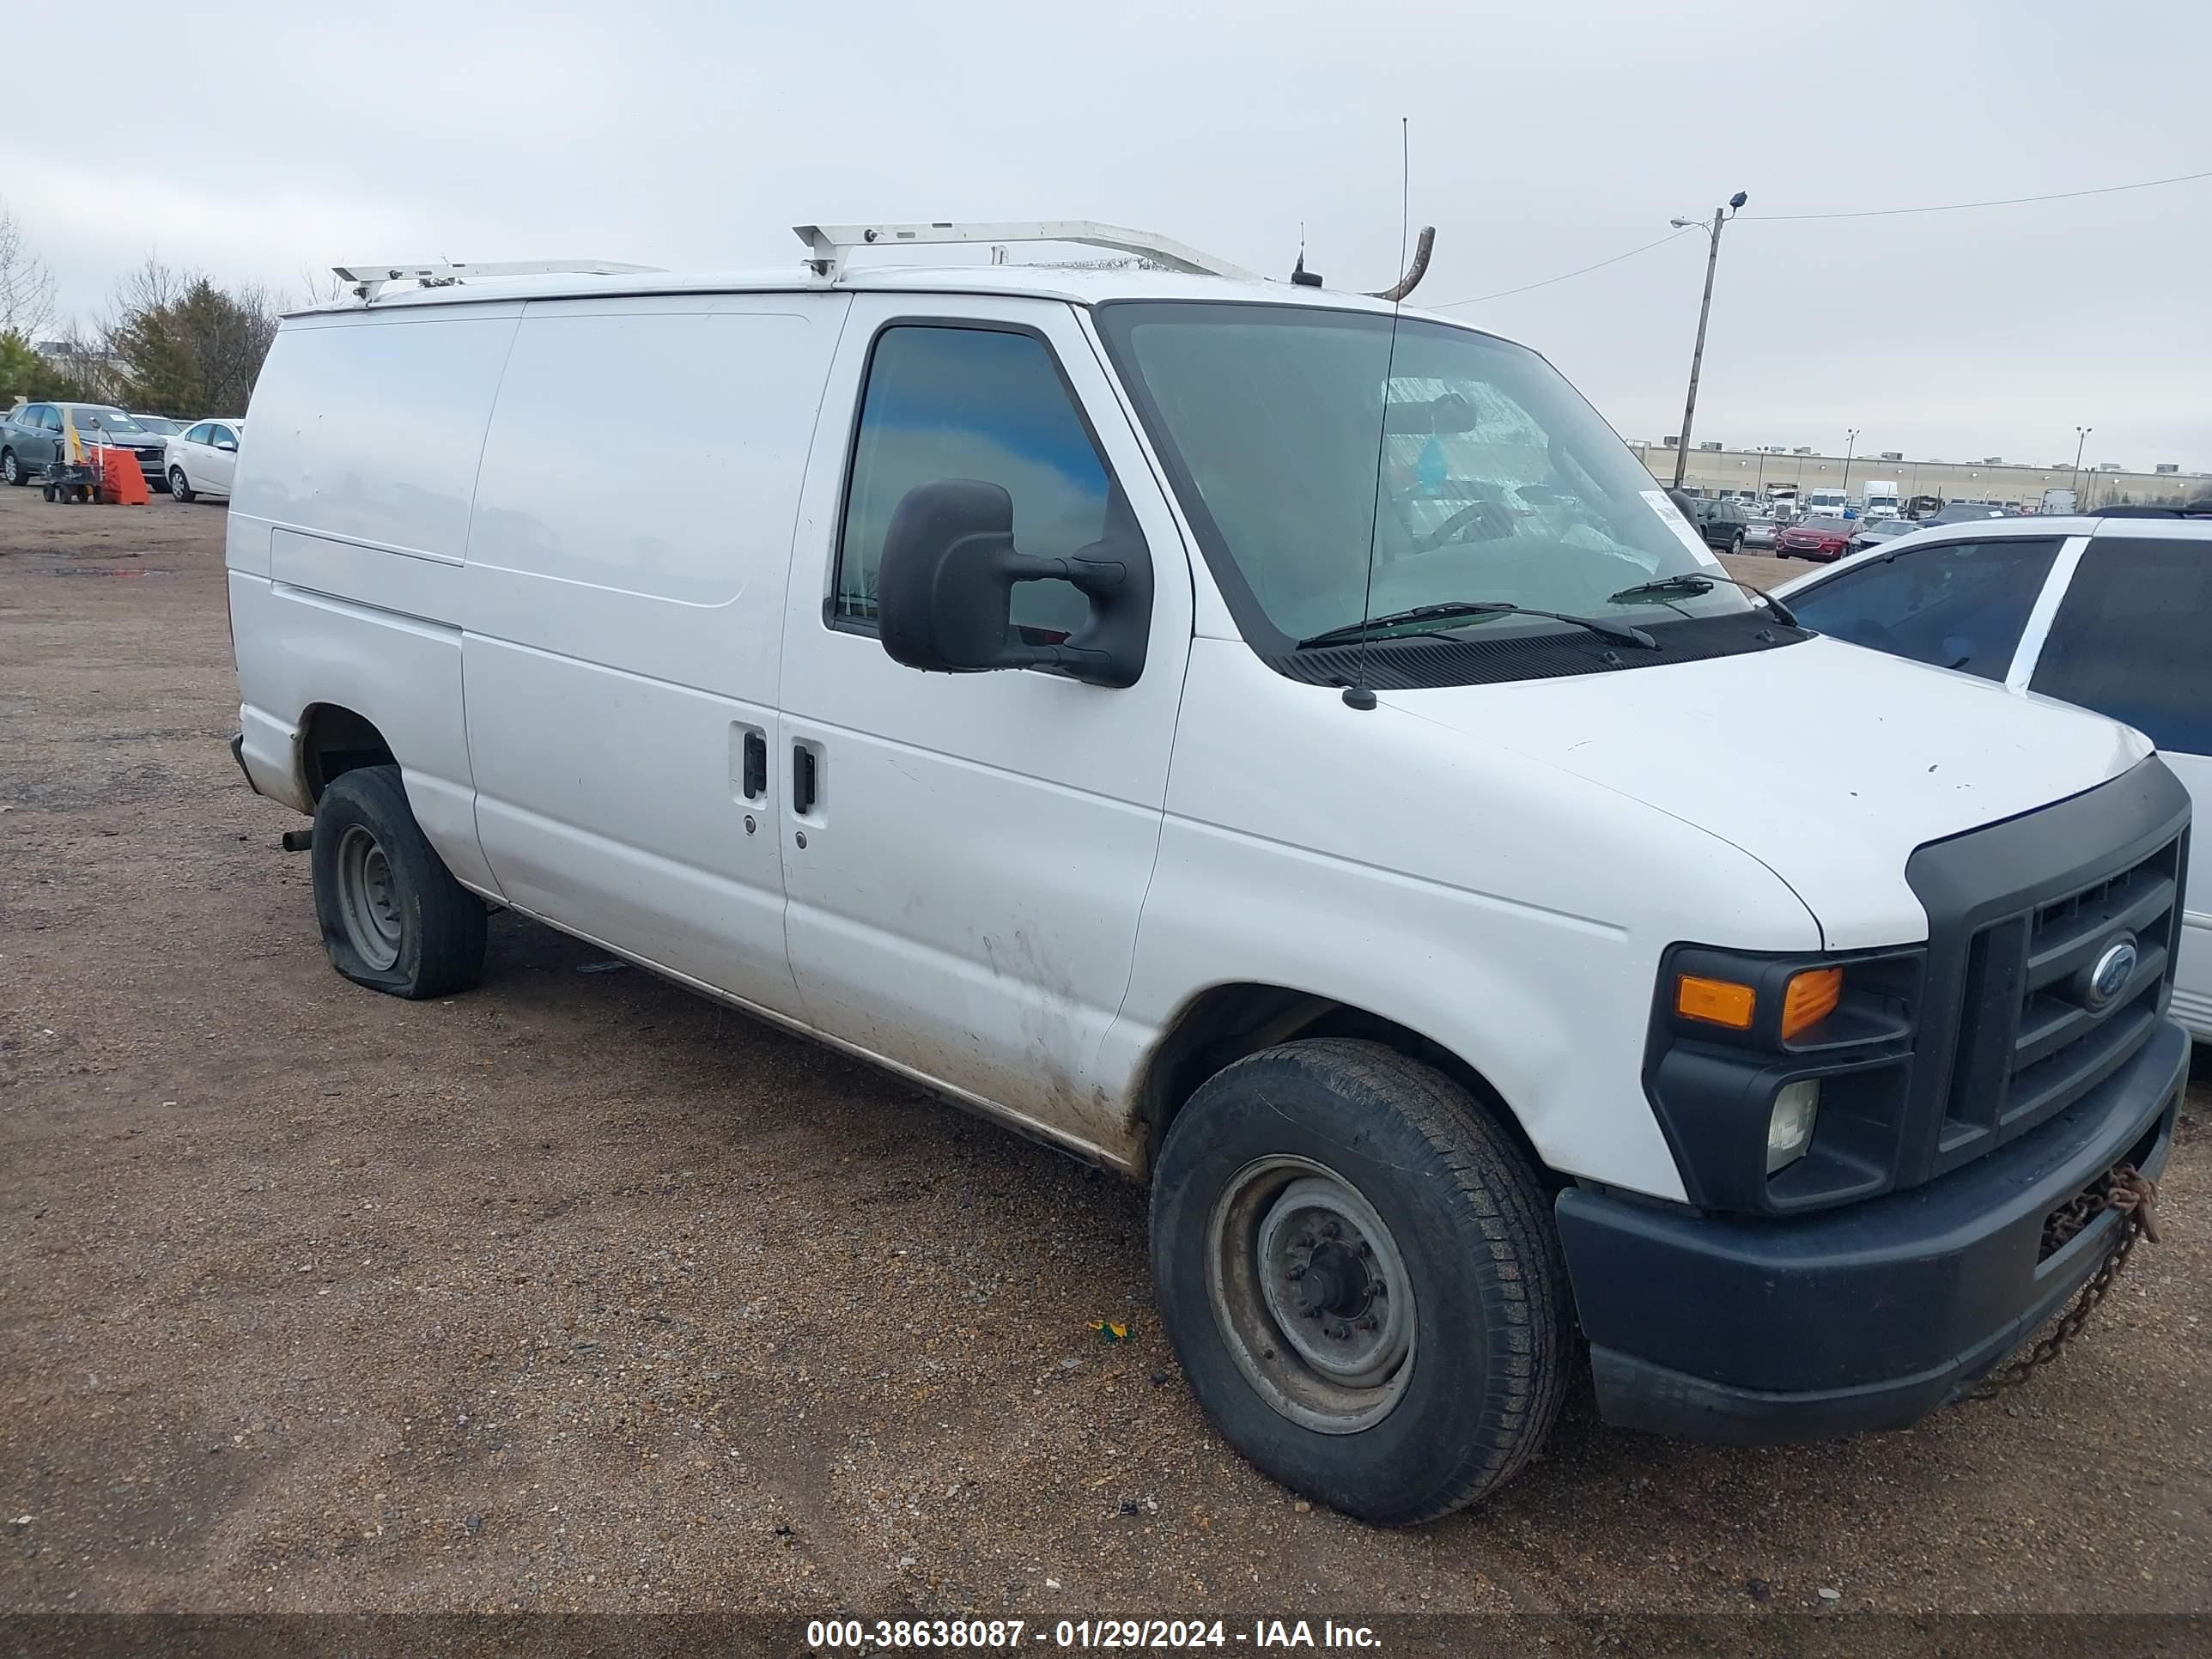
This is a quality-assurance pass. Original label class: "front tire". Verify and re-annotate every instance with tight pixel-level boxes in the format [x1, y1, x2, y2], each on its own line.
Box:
[2, 448, 22, 487]
[168, 467, 195, 503]
[1152, 1039, 1568, 1526]
[310, 763, 486, 999]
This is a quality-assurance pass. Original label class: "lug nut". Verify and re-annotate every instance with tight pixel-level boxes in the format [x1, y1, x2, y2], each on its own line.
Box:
[1286, 1265, 1306, 1280]
[1322, 1221, 1342, 1240]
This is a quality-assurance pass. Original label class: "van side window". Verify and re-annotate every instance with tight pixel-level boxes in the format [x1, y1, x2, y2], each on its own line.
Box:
[836, 325, 1116, 641]
[1787, 537, 2061, 682]
[2030, 538, 2212, 754]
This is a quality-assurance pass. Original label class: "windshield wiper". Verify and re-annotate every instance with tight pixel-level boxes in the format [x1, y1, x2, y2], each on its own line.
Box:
[1607, 572, 1797, 629]
[1297, 602, 1656, 652]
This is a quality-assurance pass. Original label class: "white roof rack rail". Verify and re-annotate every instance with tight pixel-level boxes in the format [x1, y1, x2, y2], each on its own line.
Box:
[791, 221, 1260, 284]
[331, 259, 665, 304]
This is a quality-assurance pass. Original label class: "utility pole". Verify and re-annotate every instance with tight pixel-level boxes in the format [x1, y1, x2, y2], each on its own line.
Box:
[1668, 191, 1747, 489]
[1842, 428, 1859, 498]
[2073, 425, 2092, 501]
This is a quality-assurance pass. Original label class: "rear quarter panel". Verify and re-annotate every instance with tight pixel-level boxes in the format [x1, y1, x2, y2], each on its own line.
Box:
[227, 307, 522, 893]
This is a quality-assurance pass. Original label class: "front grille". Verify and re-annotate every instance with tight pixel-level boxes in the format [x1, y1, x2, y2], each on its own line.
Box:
[1930, 833, 2181, 1176]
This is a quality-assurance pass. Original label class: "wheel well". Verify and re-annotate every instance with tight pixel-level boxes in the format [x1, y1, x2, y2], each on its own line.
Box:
[1139, 983, 1550, 1180]
[299, 704, 396, 802]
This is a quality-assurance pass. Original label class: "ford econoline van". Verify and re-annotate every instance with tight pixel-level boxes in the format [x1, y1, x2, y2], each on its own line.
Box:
[227, 226, 2187, 1525]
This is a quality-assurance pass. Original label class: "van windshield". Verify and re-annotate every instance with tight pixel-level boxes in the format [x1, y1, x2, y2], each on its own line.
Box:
[1091, 302, 1751, 653]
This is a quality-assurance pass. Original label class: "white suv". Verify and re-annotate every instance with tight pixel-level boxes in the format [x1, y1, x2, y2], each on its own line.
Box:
[222, 228, 2190, 1524]
[1778, 507, 2212, 1037]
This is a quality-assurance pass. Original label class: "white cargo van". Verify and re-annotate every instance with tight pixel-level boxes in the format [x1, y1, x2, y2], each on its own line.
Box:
[227, 226, 2188, 1525]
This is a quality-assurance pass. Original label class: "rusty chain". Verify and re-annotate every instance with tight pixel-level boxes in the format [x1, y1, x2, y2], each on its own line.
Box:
[1962, 1162, 2161, 1401]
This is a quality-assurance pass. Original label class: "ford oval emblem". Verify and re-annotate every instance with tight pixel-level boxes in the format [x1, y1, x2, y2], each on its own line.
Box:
[2084, 937, 2139, 1012]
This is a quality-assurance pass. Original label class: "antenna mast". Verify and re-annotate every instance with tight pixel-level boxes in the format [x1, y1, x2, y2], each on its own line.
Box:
[1344, 118, 1412, 714]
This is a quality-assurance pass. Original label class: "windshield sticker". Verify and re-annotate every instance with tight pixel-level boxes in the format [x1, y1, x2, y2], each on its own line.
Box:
[1643, 489, 1722, 565]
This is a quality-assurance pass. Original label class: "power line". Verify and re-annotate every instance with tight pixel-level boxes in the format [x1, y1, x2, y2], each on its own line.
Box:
[1431, 226, 1697, 309]
[1430, 164, 2211, 312]
[1743, 166, 2212, 222]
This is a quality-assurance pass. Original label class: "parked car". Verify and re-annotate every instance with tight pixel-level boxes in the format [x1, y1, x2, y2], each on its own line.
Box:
[1778, 514, 2212, 1039]
[129, 414, 185, 436]
[1923, 501, 2008, 526]
[226, 232, 2187, 1526]
[1742, 514, 1779, 550]
[1847, 517, 1923, 554]
[0, 402, 170, 491]
[1774, 514, 1855, 560]
[163, 419, 246, 502]
[1686, 495, 1753, 552]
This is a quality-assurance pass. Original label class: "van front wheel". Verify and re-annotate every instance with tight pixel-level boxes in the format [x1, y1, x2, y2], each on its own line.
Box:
[310, 763, 486, 999]
[1151, 1039, 1568, 1526]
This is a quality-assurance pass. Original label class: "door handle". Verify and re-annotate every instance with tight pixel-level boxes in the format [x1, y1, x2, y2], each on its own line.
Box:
[742, 731, 767, 799]
[792, 743, 818, 817]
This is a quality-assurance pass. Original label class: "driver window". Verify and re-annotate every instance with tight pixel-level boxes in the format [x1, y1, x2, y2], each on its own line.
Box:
[1786, 537, 2062, 681]
[836, 324, 1126, 644]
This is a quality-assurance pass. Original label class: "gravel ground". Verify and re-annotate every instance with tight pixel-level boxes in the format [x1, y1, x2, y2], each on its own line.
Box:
[1, 486, 2206, 1619]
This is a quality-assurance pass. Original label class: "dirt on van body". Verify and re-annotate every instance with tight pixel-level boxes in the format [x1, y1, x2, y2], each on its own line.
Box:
[1, 485, 2206, 1622]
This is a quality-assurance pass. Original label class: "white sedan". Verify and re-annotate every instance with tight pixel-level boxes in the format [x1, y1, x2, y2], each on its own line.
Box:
[164, 419, 245, 502]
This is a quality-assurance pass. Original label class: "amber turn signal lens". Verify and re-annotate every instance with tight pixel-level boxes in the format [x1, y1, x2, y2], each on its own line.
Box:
[1781, 968, 1844, 1040]
[1675, 975, 1756, 1030]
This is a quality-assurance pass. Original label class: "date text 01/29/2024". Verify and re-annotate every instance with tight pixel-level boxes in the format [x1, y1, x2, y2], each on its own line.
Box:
[804, 1619, 1382, 1650]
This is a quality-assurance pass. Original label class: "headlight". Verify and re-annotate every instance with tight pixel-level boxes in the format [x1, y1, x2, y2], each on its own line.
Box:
[1765, 1079, 1820, 1173]
[1648, 944, 1923, 1213]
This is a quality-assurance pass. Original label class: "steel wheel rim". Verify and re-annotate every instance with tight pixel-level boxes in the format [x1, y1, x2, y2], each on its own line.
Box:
[335, 823, 402, 969]
[1206, 1155, 1416, 1435]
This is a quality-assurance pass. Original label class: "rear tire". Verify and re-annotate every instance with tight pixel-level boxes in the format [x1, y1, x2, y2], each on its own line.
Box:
[1151, 1039, 1569, 1526]
[168, 466, 195, 503]
[310, 763, 486, 999]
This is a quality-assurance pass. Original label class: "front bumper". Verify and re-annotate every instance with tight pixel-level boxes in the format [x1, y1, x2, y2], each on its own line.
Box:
[1558, 1018, 2186, 1443]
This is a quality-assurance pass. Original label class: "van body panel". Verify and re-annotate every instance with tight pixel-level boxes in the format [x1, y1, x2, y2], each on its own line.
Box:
[231, 307, 523, 566]
[773, 295, 1195, 1151]
[1122, 637, 1824, 1197]
[459, 294, 850, 1015]
[226, 571, 496, 892]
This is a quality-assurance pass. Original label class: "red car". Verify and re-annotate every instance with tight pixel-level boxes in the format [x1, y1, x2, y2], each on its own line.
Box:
[1774, 514, 1854, 561]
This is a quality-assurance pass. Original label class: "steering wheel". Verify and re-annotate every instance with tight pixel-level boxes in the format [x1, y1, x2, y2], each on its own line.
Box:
[1413, 500, 1507, 556]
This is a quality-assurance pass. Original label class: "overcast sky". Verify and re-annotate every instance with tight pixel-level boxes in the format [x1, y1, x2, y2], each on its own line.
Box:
[11, 0, 2207, 468]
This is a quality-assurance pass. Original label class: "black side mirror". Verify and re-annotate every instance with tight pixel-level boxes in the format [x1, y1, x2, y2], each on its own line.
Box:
[875, 479, 1150, 688]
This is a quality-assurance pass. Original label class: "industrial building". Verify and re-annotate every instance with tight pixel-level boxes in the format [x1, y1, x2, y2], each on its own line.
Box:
[1630, 441, 2209, 510]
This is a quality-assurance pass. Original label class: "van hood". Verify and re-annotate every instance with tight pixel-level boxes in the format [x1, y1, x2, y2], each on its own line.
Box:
[1382, 635, 2152, 950]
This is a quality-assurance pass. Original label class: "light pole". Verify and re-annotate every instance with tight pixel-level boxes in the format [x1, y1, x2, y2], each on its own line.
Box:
[2073, 425, 2092, 502]
[1668, 190, 1748, 489]
[1841, 428, 1859, 500]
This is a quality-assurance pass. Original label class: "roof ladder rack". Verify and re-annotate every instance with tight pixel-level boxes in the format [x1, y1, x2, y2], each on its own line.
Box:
[331, 259, 665, 303]
[791, 221, 1260, 284]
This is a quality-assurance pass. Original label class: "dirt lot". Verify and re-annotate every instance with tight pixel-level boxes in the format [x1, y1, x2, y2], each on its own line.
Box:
[1, 486, 2206, 1620]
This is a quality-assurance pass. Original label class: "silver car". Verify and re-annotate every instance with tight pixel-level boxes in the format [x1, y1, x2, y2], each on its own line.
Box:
[0, 402, 172, 491]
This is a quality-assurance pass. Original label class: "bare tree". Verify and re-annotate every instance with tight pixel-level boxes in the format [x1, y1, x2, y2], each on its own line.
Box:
[0, 198, 57, 337]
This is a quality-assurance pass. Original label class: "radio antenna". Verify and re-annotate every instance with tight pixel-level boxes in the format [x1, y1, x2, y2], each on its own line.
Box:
[1344, 117, 1410, 713]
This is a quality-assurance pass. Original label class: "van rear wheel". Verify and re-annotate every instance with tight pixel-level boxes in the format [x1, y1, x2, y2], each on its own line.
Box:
[1151, 1039, 1568, 1526]
[310, 763, 486, 999]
